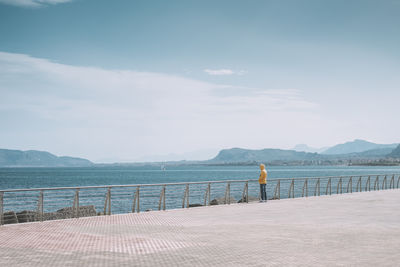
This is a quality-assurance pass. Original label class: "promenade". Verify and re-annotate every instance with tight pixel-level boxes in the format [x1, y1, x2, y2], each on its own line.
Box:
[0, 189, 399, 266]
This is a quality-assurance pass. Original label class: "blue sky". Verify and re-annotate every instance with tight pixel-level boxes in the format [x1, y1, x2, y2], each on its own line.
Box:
[0, 0, 399, 162]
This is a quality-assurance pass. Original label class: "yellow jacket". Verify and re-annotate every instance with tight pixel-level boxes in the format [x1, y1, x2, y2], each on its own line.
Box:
[259, 164, 267, 184]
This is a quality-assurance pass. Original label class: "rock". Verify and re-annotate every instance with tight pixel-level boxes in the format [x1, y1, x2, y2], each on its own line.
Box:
[145, 209, 152, 212]
[41, 205, 97, 221]
[1, 206, 98, 224]
[210, 196, 237, 205]
[237, 195, 259, 203]
[56, 205, 97, 218]
[2, 211, 18, 224]
[16, 210, 38, 223]
[188, 203, 203, 208]
[54, 207, 74, 219]
[43, 212, 59, 221]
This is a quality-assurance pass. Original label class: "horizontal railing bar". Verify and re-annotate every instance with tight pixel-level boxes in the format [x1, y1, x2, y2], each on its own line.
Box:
[0, 180, 257, 192]
[1, 173, 398, 193]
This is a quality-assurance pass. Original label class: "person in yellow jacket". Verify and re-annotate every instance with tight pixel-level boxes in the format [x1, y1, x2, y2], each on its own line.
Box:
[259, 164, 267, 202]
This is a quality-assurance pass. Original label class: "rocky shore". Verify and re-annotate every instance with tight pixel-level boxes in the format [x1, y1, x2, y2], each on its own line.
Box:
[1, 205, 97, 224]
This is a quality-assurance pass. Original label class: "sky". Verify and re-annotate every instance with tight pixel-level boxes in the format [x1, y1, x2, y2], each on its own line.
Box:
[0, 0, 399, 162]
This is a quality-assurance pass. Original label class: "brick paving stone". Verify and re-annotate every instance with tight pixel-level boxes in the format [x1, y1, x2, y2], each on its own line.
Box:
[0, 189, 399, 266]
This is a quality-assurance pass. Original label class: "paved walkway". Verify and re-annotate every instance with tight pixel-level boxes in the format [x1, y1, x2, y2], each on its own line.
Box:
[0, 190, 399, 266]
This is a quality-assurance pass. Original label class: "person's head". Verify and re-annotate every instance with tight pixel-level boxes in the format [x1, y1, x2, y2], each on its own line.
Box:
[259, 164, 265, 170]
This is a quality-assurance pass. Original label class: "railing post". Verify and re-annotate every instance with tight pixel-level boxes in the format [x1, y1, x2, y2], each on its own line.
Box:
[104, 187, 111, 215]
[377, 175, 380, 190]
[38, 190, 44, 222]
[242, 182, 248, 203]
[346, 176, 353, 193]
[374, 176, 379, 191]
[163, 186, 166, 211]
[182, 184, 189, 208]
[158, 186, 163, 211]
[314, 179, 316, 196]
[0, 192, 3, 226]
[288, 179, 294, 198]
[397, 175, 400, 189]
[158, 185, 166, 211]
[340, 178, 343, 194]
[228, 182, 231, 204]
[224, 183, 227, 204]
[104, 190, 107, 215]
[278, 180, 280, 199]
[374, 177, 376, 190]
[208, 183, 211, 205]
[182, 185, 186, 208]
[326, 178, 331, 195]
[356, 176, 362, 192]
[274, 180, 280, 199]
[336, 178, 339, 194]
[350, 176, 353, 193]
[158, 188, 162, 211]
[302, 179, 308, 197]
[246, 181, 249, 202]
[279, 180, 281, 199]
[389, 175, 394, 189]
[225, 182, 231, 204]
[137, 187, 140, 213]
[337, 177, 343, 194]
[205, 183, 210, 206]
[366, 176, 371, 191]
[74, 189, 80, 218]
[382, 175, 387, 190]
[132, 187, 138, 213]
[108, 188, 112, 215]
[186, 184, 190, 208]
[292, 179, 295, 198]
[314, 178, 320, 196]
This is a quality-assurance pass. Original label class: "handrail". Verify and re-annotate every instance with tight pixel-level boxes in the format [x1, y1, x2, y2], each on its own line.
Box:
[1, 173, 399, 226]
[1, 173, 399, 193]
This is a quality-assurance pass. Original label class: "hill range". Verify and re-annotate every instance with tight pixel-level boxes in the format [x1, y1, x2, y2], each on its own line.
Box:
[208, 140, 399, 165]
[0, 139, 399, 167]
[0, 149, 93, 167]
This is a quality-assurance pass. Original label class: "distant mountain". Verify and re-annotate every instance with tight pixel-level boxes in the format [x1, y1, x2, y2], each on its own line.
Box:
[210, 148, 320, 163]
[207, 145, 399, 165]
[292, 144, 328, 153]
[388, 145, 400, 158]
[321, 139, 398, 155]
[352, 148, 395, 157]
[333, 148, 395, 159]
[0, 149, 93, 167]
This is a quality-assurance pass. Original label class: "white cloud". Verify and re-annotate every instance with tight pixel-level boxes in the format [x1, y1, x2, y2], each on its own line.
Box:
[204, 69, 247, 76]
[0, 51, 322, 161]
[0, 0, 72, 7]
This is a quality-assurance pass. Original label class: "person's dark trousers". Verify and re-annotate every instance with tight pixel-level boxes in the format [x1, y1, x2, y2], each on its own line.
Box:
[260, 184, 267, 201]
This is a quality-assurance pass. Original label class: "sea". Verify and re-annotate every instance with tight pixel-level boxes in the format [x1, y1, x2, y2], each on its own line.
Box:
[1, 165, 399, 214]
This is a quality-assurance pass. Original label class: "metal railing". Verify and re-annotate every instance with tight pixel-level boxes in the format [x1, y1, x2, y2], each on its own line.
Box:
[1, 173, 399, 225]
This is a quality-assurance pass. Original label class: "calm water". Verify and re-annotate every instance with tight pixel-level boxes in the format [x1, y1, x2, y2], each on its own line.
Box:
[1, 165, 400, 190]
[1, 165, 399, 215]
